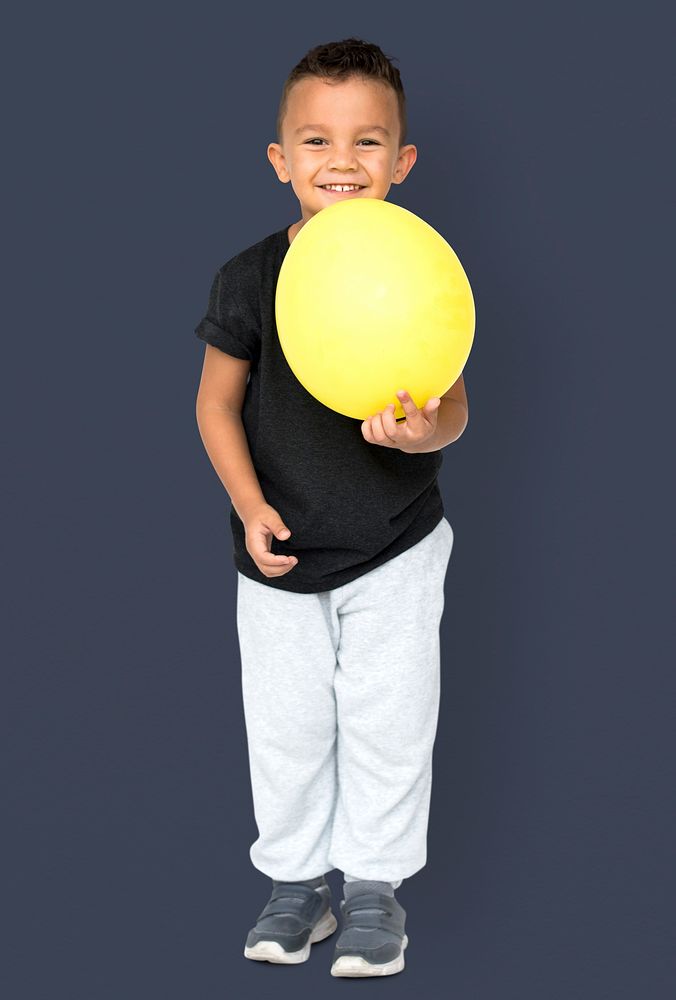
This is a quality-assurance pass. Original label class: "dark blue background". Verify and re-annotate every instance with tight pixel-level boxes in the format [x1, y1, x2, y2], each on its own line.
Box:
[4, 2, 674, 997]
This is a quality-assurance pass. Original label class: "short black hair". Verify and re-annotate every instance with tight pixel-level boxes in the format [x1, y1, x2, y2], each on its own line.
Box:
[276, 37, 407, 148]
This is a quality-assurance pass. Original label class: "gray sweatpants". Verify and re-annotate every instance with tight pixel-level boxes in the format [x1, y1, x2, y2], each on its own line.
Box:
[235, 515, 454, 884]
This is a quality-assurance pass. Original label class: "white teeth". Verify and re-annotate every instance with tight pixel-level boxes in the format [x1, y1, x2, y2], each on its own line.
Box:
[321, 185, 361, 191]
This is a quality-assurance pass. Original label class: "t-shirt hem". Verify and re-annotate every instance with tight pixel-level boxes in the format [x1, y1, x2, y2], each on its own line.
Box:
[232, 508, 446, 594]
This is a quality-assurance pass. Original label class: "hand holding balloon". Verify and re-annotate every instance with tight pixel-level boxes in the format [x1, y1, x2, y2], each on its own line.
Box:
[361, 389, 441, 452]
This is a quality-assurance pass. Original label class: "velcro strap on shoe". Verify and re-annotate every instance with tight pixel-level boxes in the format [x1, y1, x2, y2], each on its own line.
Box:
[343, 892, 404, 936]
[257, 884, 324, 923]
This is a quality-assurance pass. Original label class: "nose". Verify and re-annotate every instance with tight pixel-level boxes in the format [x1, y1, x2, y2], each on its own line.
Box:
[326, 143, 360, 171]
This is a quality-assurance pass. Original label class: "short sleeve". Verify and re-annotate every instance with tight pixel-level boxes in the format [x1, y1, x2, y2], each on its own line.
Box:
[194, 261, 261, 363]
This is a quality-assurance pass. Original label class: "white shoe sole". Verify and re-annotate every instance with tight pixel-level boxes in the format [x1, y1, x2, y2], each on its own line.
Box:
[330, 933, 409, 977]
[244, 907, 338, 964]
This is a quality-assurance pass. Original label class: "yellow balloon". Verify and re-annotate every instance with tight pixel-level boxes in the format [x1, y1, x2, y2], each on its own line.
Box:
[275, 197, 475, 421]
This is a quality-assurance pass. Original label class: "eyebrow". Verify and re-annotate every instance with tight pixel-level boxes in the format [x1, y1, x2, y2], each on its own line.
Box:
[294, 124, 391, 137]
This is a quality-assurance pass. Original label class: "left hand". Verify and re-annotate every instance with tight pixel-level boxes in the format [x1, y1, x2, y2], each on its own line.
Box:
[360, 389, 441, 452]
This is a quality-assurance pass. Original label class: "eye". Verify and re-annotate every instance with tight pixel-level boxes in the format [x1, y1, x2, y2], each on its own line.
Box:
[303, 138, 380, 146]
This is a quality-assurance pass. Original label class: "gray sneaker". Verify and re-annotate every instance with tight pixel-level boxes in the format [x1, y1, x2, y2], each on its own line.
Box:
[330, 884, 408, 977]
[244, 878, 337, 964]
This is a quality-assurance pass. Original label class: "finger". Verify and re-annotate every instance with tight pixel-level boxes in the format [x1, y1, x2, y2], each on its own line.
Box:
[261, 519, 291, 540]
[247, 548, 297, 578]
[380, 402, 400, 440]
[250, 546, 298, 573]
[257, 549, 297, 567]
[396, 389, 420, 414]
[396, 389, 424, 427]
[264, 559, 298, 577]
[422, 397, 441, 422]
[251, 529, 298, 569]
[361, 416, 375, 443]
[370, 411, 390, 443]
[423, 396, 441, 410]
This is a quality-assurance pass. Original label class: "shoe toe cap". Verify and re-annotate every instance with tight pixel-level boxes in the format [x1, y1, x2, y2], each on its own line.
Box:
[334, 932, 402, 964]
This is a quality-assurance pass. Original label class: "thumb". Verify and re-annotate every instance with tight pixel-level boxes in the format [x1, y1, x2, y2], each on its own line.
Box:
[276, 523, 291, 539]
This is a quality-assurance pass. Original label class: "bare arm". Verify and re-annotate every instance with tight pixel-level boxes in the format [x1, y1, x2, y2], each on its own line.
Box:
[195, 344, 298, 577]
[195, 348, 266, 522]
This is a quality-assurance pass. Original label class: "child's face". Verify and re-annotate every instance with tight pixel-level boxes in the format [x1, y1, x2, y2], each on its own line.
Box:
[268, 76, 417, 229]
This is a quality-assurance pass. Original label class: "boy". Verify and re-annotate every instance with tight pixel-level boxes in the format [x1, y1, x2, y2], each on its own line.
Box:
[194, 37, 469, 978]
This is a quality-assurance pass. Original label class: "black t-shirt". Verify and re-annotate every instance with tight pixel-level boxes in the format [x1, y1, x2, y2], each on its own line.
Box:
[194, 222, 446, 594]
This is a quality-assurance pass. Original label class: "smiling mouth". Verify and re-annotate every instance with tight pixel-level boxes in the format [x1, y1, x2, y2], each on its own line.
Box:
[317, 185, 365, 192]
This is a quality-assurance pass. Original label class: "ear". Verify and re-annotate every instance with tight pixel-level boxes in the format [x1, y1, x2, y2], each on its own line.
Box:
[267, 143, 290, 182]
[392, 144, 418, 184]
